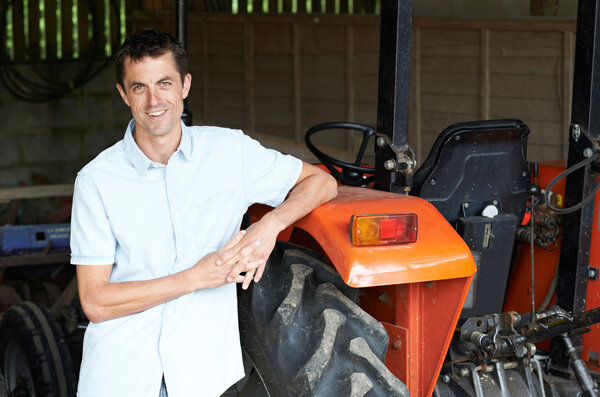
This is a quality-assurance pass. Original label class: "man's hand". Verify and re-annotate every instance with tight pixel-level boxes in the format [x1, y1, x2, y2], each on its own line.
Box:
[190, 230, 266, 289]
[216, 162, 337, 290]
[216, 214, 284, 289]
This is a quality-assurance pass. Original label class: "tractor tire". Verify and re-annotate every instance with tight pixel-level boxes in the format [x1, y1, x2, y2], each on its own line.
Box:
[0, 372, 8, 397]
[236, 241, 409, 397]
[0, 301, 77, 397]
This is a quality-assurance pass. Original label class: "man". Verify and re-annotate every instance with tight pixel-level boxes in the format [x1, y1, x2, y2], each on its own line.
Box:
[70, 29, 337, 396]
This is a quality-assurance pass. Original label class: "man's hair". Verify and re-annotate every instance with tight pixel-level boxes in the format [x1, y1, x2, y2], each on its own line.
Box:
[115, 29, 188, 89]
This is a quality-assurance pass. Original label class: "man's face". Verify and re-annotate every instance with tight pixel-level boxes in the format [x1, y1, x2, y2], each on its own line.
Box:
[116, 52, 191, 139]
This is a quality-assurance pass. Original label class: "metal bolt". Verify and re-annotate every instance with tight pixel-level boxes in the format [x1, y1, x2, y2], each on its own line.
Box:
[589, 268, 597, 279]
[426, 281, 434, 288]
[464, 202, 470, 208]
[493, 200, 498, 205]
[392, 340, 402, 349]
[522, 171, 527, 177]
[378, 293, 389, 303]
[584, 148, 594, 158]
[460, 368, 470, 377]
[572, 124, 581, 141]
[384, 159, 396, 170]
[376, 137, 386, 147]
[430, 178, 437, 185]
[442, 375, 451, 383]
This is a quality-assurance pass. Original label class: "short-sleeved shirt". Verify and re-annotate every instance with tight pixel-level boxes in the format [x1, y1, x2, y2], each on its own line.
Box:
[70, 119, 302, 397]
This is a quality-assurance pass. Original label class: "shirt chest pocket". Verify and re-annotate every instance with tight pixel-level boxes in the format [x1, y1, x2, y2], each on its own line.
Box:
[194, 189, 244, 249]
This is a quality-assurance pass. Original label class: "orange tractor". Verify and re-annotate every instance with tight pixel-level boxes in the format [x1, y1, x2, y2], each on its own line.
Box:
[2, 0, 600, 396]
[232, 0, 600, 396]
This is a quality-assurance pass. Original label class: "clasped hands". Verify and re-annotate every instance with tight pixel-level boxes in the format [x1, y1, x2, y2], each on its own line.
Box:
[206, 215, 282, 290]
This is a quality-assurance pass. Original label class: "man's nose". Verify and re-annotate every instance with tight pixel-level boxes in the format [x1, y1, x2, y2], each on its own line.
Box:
[146, 88, 160, 106]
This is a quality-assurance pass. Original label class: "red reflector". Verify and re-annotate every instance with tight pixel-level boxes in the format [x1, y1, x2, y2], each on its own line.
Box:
[379, 218, 397, 240]
[350, 213, 418, 246]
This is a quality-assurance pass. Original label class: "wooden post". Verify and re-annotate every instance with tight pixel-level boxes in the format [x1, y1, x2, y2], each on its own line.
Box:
[345, 24, 355, 151]
[293, 23, 302, 141]
[480, 29, 490, 120]
[244, 20, 256, 133]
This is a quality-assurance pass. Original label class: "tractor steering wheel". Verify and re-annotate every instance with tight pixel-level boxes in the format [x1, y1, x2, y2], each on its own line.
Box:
[305, 122, 377, 186]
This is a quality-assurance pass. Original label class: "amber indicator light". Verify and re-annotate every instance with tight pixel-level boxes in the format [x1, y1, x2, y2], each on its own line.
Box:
[350, 213, 418, 246]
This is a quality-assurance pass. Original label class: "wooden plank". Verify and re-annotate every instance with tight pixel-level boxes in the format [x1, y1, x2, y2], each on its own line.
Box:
[0, 252, 71, 269]
[0, 184, 74, 200]
[489, 97, 562, 123]
[61, 0, 73, 59]
[254, 23, 292, 53]
[239, 0, 247, 13]
[489, 74, 561, 100]
[420, 72, 480, 96]
[300, 53, 345, 75]
[414, 16, 575, 33]
[490, 56, 563, 76]
[300, 72, 346, 100]
[481, 29, 489, 120]
[254, 54, 293, 72]
[202, 21, 209, 123]
[207, 53, 246, 73]
[45, 0, 58, 60]
[420, 29, 480, 57]
[255, 97, 294, 125]
[293, 23, 301, 141]
[345, 24, 355, 150]
[254, 71, 293, 96]
[244, 21, 255, 133]
[489, 31, 563, 58]
[78, 0, 90, 58]
[352, 73, 378, 101]
[420, 93, 480, 115]
[29, 0, 41, 59]
[11, 0, 26, 60]
[299, 24, 345, 52]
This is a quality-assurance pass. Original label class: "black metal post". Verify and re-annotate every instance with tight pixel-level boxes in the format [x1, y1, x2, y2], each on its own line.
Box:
[551, 0, 600, 368]
[176, 0, 193, 126]
[374, 0, 413, 193]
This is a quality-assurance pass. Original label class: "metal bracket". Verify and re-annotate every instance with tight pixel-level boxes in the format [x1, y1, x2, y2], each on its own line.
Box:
[375, 132, 417, 172]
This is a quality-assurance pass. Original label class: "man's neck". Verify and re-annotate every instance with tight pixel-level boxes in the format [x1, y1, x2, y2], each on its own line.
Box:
[133, 127, 182, 165]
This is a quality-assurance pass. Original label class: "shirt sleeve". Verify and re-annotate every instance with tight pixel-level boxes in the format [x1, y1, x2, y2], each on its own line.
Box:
[70, 173, 117, 265]
[240, 133, 303, 207]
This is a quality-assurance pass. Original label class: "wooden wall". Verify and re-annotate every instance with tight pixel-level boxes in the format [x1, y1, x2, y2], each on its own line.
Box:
[131, 13, 576, 162]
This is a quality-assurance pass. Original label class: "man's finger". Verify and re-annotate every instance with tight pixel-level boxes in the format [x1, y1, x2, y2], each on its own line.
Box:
[254, 262, 267, 283]
[219, 240, 261, 267]
[227, 258, 264, 282]
[216, 231, 246, 265]
[242, 269, 255, 290]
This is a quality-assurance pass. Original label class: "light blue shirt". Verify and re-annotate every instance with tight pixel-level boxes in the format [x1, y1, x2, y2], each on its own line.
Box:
[70, 120, 302, 397]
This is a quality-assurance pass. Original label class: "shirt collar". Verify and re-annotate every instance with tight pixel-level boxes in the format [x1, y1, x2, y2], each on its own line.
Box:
[123, 119, 192, 176]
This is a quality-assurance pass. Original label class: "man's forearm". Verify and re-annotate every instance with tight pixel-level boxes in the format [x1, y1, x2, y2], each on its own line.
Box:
[264, 166, 338, 231]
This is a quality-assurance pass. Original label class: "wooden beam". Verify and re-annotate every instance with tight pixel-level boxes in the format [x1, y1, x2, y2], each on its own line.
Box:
[244, 21, 256, 133]
[480, 29, 490, 120]
[0, 184, 74, 200]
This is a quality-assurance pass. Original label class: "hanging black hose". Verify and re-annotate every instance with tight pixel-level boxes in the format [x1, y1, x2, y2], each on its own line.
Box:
[544, 152, 600, 214]
[0, 0, 121, 102]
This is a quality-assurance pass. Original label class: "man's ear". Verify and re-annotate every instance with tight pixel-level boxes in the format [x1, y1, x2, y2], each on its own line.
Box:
[116, 83, 130, 107]
[182, 73, 192, 100]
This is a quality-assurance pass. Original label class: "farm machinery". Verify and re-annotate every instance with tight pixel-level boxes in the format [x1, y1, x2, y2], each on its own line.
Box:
[2, 0, 600, 396]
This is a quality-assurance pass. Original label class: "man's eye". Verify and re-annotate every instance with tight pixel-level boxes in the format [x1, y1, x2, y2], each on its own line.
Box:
[160, 81, 171, 87]
[132, 85, 143, 92]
